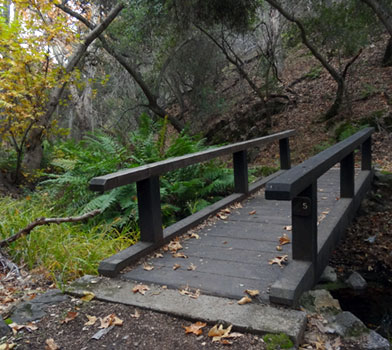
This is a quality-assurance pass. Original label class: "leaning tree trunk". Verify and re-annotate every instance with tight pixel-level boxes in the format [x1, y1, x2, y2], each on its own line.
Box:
[383, 37, 392, 66]
[22, 3, 124, 172]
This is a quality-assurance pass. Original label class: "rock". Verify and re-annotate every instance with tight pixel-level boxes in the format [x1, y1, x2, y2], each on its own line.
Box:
[300, 289, 341, 315]
[319, 266, 338, 283]
[10, 289, 69, 324]
[329, 311, 369, 337]
[346, 272, 367, 290]
[359, 330, 391, 350]
[0, 317, 11, 337]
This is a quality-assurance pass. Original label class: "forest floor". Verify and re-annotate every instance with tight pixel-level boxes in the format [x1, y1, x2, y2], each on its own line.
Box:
[1, 36, 392, 349]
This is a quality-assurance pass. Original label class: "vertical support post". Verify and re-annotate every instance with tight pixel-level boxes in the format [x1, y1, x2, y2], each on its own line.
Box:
[361, 136, 372, 171]
[233, 150, 249, 193]
[136, 176, 163, 243]
[340, 152, 354, 198]
[279, 138, 291, 170]
[292, 181, 317, 280]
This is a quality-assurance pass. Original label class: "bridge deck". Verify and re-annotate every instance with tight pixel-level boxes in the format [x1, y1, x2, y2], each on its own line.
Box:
[122, 168, 345, 302]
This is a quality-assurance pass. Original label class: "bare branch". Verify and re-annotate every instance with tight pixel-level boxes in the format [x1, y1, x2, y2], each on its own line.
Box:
[0, 210, 102, 247]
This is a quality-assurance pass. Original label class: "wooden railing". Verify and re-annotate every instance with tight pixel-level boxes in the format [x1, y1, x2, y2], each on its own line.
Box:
[90, 130, 295, 246]
[265, 127, 374, 281]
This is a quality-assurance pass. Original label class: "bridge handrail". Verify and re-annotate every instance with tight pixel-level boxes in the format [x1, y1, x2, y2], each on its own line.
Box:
[264, 127, 374, 282]
[90, 129, 295, 192]
[89, 129, 295, 245]
[265, 127, 374, 200]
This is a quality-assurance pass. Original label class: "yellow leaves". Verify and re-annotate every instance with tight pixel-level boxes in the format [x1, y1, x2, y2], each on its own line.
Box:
[245, 289, 259, 297]
[80, 291, 95, 302]
[172, 252, 188, 259]
[183, 321, 207, 335]
[168, 240, 182, 252]
[84, 315, 97, 326]
[179, 286, 200, 299]
[132, 284, 150, 295]
[237, 296, 252, 305]
[208, 324, 243, 344]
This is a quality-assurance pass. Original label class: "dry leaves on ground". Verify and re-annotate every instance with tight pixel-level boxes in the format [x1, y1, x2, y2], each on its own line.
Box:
[173, 263, 181, 270]
[179, 286, 200, 299]
[132, 284, 150, 295]
[187, 263, 197, 271]
[99, 314, 123, 328]
[207, 324, 243, 344]
[279, 233, 291, 245]
[237, 296, 252, 305]
[143, 263, 154, 271]
[80, 291, 95, 302]
[284, 225, 292, 231]
[244, 289, 259, 297]
[268, 255, 288, 268]
[172, 252, 188, 258]
[84, 315, 97, 326]
[183, 321, 207, 335]
[45, 338, 59, 350]
[9, 322, 38, 335]
[168, 240, 182, 252]
[61, 311, 78, 324]
[249, 210, 256, 215]
[130, 309, 140, 319]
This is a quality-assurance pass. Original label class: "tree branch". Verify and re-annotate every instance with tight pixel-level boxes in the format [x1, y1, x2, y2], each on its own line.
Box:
[0, 210, 102, 247]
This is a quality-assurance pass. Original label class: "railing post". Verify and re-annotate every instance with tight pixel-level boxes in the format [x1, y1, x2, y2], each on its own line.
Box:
[361, 136, 372, 171]
[292, 181, 317, 279]
[279, 137, 291, 170]
[136, 176, 163, 243]
[340, 152, 355, 198]
[233, 150, 249, 193]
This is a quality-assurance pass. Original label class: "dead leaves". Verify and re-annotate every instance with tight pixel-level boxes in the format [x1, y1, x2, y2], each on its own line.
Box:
[179, 286, 200, 299]
[168, 240, 182, 253]
[45, 338, 59, 350]
[84, 315, 97, 326]
[99, 314, 123, 328]
[237, 296, 252, 305]
[132, 284, 150, 295]
[172, 252, 188, 259]
[183, 321, 207, 335]
[143, 263, 154, 271]
[244, 289, 259, 297]
[208, 324, 243, 344]
[173, 263, 181, 270]
[80, 291, 95, 302]
[9, 322, 38, 335]
[269, 255, 288, 268]
[248, 210, 256, 215]
[279, 233, 291, 246]
[61, 311, 78, 324]
[187, 263, 197, 271]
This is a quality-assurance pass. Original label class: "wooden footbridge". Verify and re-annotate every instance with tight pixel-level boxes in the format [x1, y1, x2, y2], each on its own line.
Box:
[90, 127, 374, 306]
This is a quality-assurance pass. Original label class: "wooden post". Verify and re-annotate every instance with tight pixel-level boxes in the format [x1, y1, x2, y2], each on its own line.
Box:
[233, 150, 249, 194]
[361, 136, 372, 171]
[136, 176, 163, 243]
[292, 181, 317, 279]
[340, 152, 354, 198]
[279, 137, 291, 170]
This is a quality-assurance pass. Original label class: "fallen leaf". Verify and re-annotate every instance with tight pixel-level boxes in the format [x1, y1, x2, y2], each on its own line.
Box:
[154, 253, 164, 258]
[183, 321, 207, 335]
[173, 264, 181, 270]
[217, 213, 228, 220]
[132, 284, 150, 295]
[223, 208, 231, 214]
[208, 324, 233, 342]
[187, 263, 197, 271]
[249, 210, 256, 215]
[284, 225, 292, 231]
[276, 245, 282, 251]
[0, 343, 15, 350]
[269, 255, 288, 268]
[190, 232, 200, 239]
[227, 332, 244, 338]
[279, 233, 291, 245]
[99, 314, 123, 328]
[179, 286, 200, 299]
[81, 291, 95, 302]
[45, 338, 59, 350]
[245, 289, 259, 297]
[84, 315, 97, 326]
[219, 339, 233, 345]
[237, 296, 252, 305]
[143, 263, 154, 271]
[62, 311, 78, 324]
[168, 240, 183, 252]
[172, 252, 188, 258]
[130, 309, 140, 319]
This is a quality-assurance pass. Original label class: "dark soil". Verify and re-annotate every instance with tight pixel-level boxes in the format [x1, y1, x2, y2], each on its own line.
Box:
[11, 299, 267, 350]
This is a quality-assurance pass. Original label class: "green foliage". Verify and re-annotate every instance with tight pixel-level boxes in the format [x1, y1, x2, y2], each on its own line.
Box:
[334, 122, 369, 142]
[305, 66, 323, 80]
[41, 113, 233, 228]
[0, 195, 136, 285]
[360, 83, 382, 100]
[262, 333, 294, 350]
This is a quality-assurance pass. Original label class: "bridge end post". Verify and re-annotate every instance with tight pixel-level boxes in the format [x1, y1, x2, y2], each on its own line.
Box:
[279, 137, 291, 170]
[340, 152, 355, 198]
[136, 176, 163, 243]
[292, 181, 317, 282]
[233, 150, 249, 193]
[361, 136, 372, 171]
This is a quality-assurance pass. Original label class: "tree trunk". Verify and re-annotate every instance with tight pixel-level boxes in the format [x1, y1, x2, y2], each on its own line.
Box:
[22, 3, 124, 172]
[383, 36, 392, 66]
